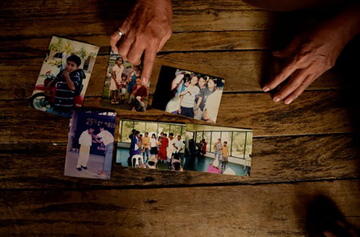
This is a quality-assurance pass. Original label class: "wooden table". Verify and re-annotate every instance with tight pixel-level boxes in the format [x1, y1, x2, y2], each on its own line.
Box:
[1, 0, 360, 236]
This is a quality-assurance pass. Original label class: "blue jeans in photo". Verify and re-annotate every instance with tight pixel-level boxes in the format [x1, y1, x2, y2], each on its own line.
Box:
[104, 142, 114, 172]
[143, 148, 150, 161]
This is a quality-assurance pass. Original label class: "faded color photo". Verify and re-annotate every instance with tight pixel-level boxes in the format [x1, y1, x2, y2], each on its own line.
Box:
[152, 66, 225, 123]
[64, 109, 116, 180]
[29, 36, 99, 117]
[116, 119, 252, 176]
[101, 50, 149, 112]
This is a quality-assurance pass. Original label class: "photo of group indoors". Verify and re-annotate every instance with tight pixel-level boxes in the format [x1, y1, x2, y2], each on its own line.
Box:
[64, 109, 116, 180]
[101, 50, 149, 112]
[29, 36, 99, 117]
[152, 66, 225, 123]
[116, 119, 252, 176]
[116, 120, 187, 171]
[184, 124, 252, 176]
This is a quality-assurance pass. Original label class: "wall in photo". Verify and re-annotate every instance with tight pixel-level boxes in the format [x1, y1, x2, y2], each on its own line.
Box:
[116, 119, 252, 176]
[64, 109, 116, 180]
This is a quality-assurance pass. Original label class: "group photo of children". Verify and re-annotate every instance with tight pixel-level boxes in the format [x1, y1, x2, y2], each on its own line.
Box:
[30, 36, 99, 117]
[101, 51, 148, 112]
[152, 66, 225, 123]
[116, 119, 252, 176]
[64, 109, 116, 180]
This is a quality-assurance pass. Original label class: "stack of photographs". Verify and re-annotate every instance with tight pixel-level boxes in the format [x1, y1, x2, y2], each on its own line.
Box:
[29, 36, 253, 179]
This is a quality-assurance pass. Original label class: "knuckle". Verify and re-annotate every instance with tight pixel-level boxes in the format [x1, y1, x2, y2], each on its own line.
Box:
[290, 81, 300, 90]
[110, 34, 117, 40]
[127, 55, 138, 64]
[118, 50, 127, 59]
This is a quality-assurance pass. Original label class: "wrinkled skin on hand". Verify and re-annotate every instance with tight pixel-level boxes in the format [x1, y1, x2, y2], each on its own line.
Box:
[263, 22, 347, 104]
[110, 0, 173, 86]
[262, 1, 360, 104]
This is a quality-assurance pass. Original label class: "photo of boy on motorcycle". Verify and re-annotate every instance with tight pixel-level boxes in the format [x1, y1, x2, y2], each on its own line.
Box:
[50, 55, 86, 114]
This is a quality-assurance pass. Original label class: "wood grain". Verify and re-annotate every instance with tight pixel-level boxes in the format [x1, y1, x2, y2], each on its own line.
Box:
[0, 180, 359, 236]
[0, 134, 359, 189]
[0, 51, 346, 101]
[0, 89, 354, 145]
[0, 0, 293, 39]
[1, 0, 360, 235]
[0, 31, 274, 59]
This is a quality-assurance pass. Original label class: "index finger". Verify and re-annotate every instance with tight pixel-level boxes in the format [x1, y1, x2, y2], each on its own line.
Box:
[141, 46, 158, 86]
[110, 31, 123, 54]
[263, 59, 298, 92]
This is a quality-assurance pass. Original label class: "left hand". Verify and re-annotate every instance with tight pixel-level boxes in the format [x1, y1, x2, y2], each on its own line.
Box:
[263, 21, 349, 104]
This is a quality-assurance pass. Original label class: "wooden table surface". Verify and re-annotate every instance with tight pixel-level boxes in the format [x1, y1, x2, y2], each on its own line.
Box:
[1, 0, 360, 236]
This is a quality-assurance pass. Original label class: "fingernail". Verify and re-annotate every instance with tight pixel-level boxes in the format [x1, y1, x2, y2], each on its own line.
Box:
[285, 99, 293, 104]
[263, 87, 270, 92]
[274, 97, 281, 103]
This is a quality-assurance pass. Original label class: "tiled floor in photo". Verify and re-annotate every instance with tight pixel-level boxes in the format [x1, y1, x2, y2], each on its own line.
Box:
[115, 147, 247, 175]
[64, 151, 110, 180]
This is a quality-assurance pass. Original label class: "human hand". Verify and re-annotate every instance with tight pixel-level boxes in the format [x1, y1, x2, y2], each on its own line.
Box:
[110, 0, 173, 86]
[263, 21, 349, 104]
[62, 70, 69, 77]
[178, 108, 181, 114]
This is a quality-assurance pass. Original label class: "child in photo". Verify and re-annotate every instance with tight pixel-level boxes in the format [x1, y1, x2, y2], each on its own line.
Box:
[127, 65, 141, 96]
[110, 57, 124, 104]
[30, 36, 99, 117]
[119, 73, 128, 102]
[53, 55, 86, 114]
[178, 75, 199, 118]
[221, 141, 229, 170]
[101, 51, 149, 112]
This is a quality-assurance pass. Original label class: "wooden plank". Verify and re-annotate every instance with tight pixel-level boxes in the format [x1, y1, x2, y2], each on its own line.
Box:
[0, 89, 354, 144]
[0, 0, 295, 39]
[0, 180, 359, 236]
[0, 51, 345, 101]
[0, 134, 358, 189]
[0, 31, 275, 59]
[0, 0, 256, 12]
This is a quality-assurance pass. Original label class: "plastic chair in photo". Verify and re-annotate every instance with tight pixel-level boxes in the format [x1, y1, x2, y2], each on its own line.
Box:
[146, 156, 158, 169]
[132, 154, 144, 168]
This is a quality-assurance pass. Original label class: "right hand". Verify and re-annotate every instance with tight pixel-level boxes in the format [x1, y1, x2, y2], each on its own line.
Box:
[110, 0, 173, 86]
[178, 108, 181, 114]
